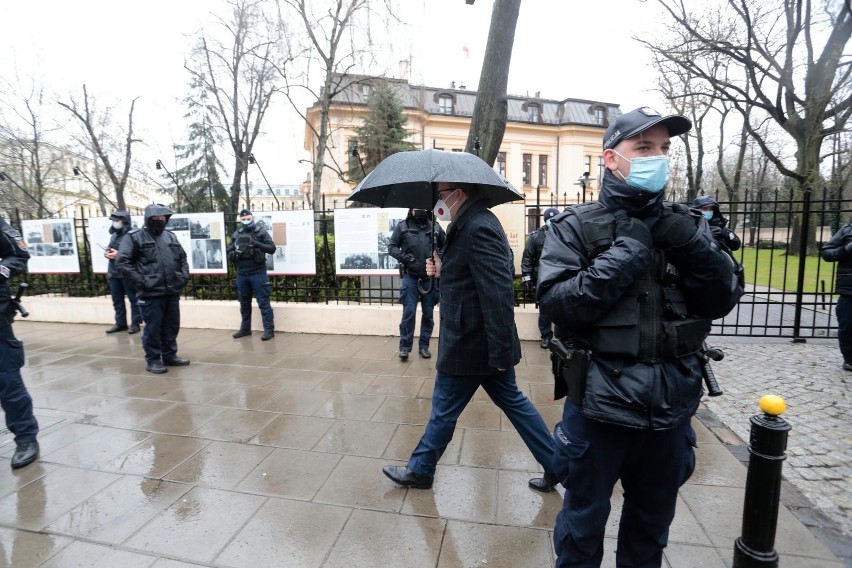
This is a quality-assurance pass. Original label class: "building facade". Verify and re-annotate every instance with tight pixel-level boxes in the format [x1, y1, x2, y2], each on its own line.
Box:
[304, 74, 622, 215]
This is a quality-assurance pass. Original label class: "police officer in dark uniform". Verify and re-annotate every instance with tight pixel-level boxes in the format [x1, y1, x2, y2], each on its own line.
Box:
[521, 207, 559, 349]
[536, 108, 744, 566]
[692, 195, 741, 251]
[388, 208, 446, 360]
[104, 210, 142, 335]
[117, 204, 191, 374]
[0, 215, 39, 469]
[820, 222, 852, 371]
[228, 209, 276, 341]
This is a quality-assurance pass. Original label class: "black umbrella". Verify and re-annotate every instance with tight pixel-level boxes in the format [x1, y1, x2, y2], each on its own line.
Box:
[346, 149, 522, 210]
[347, 149, 522, 293]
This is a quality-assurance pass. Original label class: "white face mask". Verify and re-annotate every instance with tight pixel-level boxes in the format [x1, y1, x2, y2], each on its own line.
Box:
[433, 189, 460, 222]
[112, 221, 124, 230]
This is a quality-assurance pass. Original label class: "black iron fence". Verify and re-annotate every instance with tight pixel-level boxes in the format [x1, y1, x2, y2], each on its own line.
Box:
[9, 187, 850, 340]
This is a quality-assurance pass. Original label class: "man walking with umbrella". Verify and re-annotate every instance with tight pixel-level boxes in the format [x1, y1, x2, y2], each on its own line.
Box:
[381, 182, 558, 492]
[388, 209, 446, 360]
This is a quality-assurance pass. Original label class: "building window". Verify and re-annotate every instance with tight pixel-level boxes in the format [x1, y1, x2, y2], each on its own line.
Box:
[361, 84, 371, 100]
[528, 104, 541, 122]
[594, 106, 606, 125]
[539, 155, 548, 187]
[522, 153, 532, 186]
[438, 95, 453, 114]
[585, 155, 592, 178]
[348, 139, 358, 176]
[497, 152, 506, 177]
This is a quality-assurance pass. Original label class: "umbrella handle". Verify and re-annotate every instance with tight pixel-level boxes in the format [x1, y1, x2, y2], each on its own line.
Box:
[418, 277, 434, 295]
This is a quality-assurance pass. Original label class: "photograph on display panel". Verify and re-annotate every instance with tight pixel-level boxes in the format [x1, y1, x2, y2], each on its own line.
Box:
[334, 208, 408, 276]
[166, 212, 227, 274]
[21, 219, 80, 273]
[264, 210, 316, 275]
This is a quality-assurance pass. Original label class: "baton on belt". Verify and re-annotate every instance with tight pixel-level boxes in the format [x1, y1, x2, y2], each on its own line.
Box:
[11, 282, 29, 318]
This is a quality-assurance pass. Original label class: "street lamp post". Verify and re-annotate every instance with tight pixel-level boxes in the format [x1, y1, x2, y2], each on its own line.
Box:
[248, 154, 280, 209]
[155, 160, 197, 211]
[72, 166, 118, 210]
[576, 171, 594, 203]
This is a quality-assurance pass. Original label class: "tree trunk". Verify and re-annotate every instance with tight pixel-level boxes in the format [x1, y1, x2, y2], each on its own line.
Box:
[464, 0, 522, 165]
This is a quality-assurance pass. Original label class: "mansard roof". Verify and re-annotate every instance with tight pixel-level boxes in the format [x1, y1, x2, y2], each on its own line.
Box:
[323, 73, 621, 128]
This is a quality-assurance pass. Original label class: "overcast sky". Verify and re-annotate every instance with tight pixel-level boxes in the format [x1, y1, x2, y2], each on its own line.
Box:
[0, 0, 668, 186]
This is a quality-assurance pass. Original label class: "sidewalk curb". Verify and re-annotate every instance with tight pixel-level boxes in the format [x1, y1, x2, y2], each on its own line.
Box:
[695, 406, 852, 567]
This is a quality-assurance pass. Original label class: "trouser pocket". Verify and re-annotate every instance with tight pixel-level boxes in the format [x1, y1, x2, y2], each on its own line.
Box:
[0, 338, 25, 371]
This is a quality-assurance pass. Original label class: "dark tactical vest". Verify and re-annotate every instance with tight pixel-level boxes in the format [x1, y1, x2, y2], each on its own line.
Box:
[234, 230, 265, 264]
[564, 202, 710, 361]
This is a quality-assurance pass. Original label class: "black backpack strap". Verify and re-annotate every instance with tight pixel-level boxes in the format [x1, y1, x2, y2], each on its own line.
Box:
[566, 202, 615, 259]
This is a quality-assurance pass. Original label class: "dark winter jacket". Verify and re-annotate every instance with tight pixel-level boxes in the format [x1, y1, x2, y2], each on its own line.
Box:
[521, 226, 547, 284]
[436, 198, 521, 375]
[226, 222, 276, 274]
[820, 223, 852, 295]
[388, 211, 446, 278]
[107, 211, 133, 278]
[0, 216, 29, 318]
[116, 204, 189, 298]
[537, 170, 743, 429]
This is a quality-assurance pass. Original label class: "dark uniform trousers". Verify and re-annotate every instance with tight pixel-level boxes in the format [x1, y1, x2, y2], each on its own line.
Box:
[236, 270, 274, 332]
[108, 277, 142, 327]
[0, 316, 38, 445]
[137, 295, 181, 364]
[552, 401, 696, 567]
[835, 295, 852, 363]
[398, 274, 437, 353]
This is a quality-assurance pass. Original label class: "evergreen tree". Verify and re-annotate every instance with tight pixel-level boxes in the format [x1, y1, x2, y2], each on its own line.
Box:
[174, 75, 229, 212]
[350, 80, 416, 182]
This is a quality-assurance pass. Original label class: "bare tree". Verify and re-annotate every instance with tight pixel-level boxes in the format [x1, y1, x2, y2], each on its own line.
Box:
[186, 0, 290, 213]
[277, 0, 382, 211]
[650, 0, 852, 254]
[0, 75, 68, 218]
[58, 85, 139, 213]
[464, 0, 522, 166]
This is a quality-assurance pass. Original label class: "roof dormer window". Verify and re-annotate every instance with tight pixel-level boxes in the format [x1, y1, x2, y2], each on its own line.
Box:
[528, 103, 541, 122]
[438, 94, 454, 114]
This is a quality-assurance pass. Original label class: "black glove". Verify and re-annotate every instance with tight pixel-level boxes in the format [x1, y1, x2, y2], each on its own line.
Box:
[522, 277, 534, 292]
[0, 265, 9, 283]
[613, 210, 652, 249]
[403, 253, 416, 265]
[652, 206, 698, 249]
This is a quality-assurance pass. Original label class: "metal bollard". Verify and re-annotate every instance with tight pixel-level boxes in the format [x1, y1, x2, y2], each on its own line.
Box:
[733, 395, 791, 567]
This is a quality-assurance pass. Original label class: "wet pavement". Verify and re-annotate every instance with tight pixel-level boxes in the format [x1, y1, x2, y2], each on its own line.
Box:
[0, 321, 847, 567]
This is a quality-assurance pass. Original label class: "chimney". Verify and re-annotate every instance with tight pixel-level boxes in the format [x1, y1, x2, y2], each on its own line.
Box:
[459, 82, 466, 89]
[451, 81, 456, 89]
[535, 91, 540, 98]
[399, 59, 410, 81]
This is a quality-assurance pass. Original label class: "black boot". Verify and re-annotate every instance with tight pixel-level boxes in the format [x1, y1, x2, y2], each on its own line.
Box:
[528, 472, 559, 492]
[11, 441, 39, 469]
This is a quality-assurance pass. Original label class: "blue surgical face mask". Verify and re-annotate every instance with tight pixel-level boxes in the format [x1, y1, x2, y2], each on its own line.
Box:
[614, 151, 670, 193]
[702, 211, 714, 221]
[241, 219, 252, 226]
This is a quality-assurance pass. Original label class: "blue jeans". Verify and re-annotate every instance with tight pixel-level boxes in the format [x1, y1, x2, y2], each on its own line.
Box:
[836, 295, 852, 363]
[236, 271, 274, 332]
[137, 295, 181, 364]
[399, 275, 437, 352]
[408, 367, 555, 477]
[0, 320, 38, 445]
[552, 401, 697, 567]
[108, 277, 141, 327]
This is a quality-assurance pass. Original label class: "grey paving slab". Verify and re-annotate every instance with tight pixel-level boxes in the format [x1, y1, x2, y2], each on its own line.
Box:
[0, 321, 845, 567]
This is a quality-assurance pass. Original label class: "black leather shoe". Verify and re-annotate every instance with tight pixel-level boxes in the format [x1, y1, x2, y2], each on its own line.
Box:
[233, 329, 251, 339]
[128, 324, 141, 335]
[11, 441, 39, 469]
[399, 351, 409, 361]
[419, 348, 431, 359]
[146, 361, 167, 374]
[163, 356, 190, 366]
[528, 472, 559, 492]
[261, 330, 274, 341]
[540, 337, 551, 349]
[844, 362, 852, 372]
[106, 324, 128, 334]
[382, 465, 433, 489]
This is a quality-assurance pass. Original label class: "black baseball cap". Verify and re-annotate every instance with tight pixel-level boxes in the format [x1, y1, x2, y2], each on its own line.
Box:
[602, 107, 692, 150]
[238, 209, 252, 217]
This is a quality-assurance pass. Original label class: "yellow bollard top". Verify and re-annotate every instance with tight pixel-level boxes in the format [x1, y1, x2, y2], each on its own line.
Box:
[759, 394, 786, 416]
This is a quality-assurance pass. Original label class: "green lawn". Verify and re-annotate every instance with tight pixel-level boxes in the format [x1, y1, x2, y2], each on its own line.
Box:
[734, 247, 837, 294]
